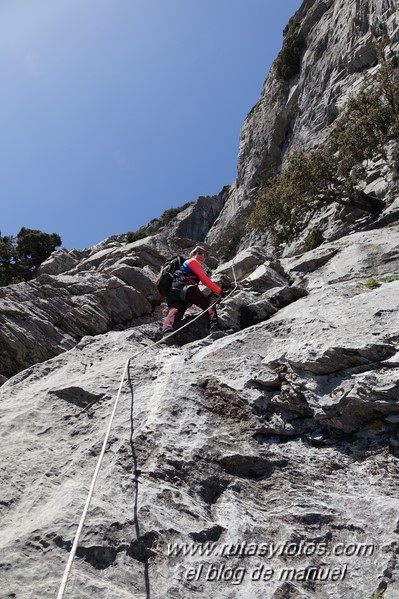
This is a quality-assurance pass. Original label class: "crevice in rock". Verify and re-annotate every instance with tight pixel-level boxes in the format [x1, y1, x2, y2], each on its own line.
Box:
[239, 286, 307, 329]
[0, 497, 17, 509]
[330, 522, 365, 533]
[293, 512, 335, 526]
[196, 474, 231, 505]
[240, 305, 259, 329]
[253, 432, 297, 445]
[76, 544, 118, 569]
[219, 454, 288, 480]
[25, 534, 52, 553]
[51, 530, 158, 569]
[124, 531, 159, 563]
[292, 343, 397, 375]
[252, 430, 329, 447]
[150, 454, 231, 506]
[49, 386, 106, 410]
[189, 524, 225, 543]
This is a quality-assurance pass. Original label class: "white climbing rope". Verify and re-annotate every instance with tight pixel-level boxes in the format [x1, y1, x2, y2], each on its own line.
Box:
[57, 262, 238, 598]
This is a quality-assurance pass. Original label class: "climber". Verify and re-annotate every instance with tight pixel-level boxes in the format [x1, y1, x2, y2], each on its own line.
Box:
[161, 245, 225, 344]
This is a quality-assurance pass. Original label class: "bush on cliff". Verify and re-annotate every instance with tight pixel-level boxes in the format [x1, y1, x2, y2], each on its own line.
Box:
[0, 227, 62, 286]
[251, 59, 399, 247]
[275, 22, 305, 81]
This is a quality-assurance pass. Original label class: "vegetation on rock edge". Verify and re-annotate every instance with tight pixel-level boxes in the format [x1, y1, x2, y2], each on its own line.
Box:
[0, 227, 62, 286]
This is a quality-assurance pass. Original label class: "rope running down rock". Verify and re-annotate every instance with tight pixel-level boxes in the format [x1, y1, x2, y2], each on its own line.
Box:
[57, 261, 238, 598]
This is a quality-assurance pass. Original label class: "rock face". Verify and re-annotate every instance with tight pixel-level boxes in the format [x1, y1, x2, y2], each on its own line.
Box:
[1, 1, 399, 599]
[0, 243, 156, 380]
[206, 0, 399, 251]
[140, 193, 227, 243]
[1, 224, 399, 599]
[0, 236, 197, 380]
[170, 194, 227, 242]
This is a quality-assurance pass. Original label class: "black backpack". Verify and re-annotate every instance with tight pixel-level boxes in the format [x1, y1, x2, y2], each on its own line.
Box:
[155, 255, 186, 296]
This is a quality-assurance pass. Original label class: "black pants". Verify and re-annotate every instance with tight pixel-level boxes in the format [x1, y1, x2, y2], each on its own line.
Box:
[162, 286, 217, 332]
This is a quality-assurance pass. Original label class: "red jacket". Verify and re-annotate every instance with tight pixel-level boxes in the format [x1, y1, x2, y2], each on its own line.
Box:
[181, 258, 221, 295]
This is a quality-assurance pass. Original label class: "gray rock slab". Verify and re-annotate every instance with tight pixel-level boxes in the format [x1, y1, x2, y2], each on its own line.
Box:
[281, 227, 399, 290]
[1, 274, 398, 597]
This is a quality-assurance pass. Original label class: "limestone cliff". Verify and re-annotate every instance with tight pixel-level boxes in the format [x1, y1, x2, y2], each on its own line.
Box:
[206, 0, 399, 253]
[1, 2, 399, 599]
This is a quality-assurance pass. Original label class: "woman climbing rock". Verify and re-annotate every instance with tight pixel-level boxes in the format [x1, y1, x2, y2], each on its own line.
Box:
[161, 245, 225, 344]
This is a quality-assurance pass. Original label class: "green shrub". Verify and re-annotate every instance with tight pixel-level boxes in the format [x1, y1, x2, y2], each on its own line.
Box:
[0, 227, 62, 286]
[250, 147, 338, 246]
[125, 230, 148, 243]
[302, 227, 325, 252]
[364, 277, 381, 289]
[250, 58, 399, 247]
[363, 275, 399, 289]
[275, 23, 305, 81]
[331, 60, 399, 186]
[380, 274, 399, 283]
[16, 227, 62, 273]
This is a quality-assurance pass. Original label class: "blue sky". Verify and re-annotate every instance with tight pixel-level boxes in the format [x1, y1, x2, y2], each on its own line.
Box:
[0, 0, 302, 250]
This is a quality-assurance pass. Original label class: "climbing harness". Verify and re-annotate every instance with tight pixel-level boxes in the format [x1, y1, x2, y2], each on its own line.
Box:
[57, 261, 237, 598]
